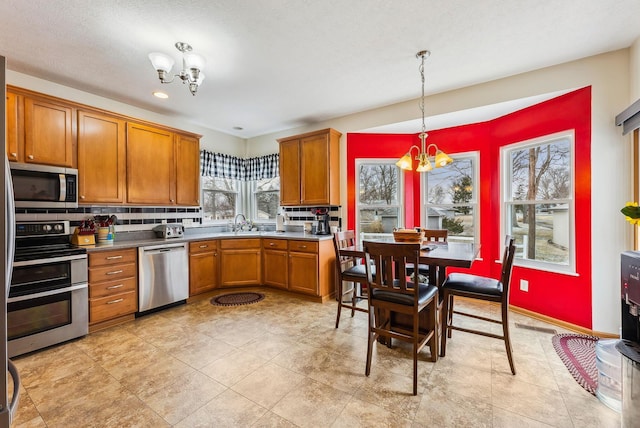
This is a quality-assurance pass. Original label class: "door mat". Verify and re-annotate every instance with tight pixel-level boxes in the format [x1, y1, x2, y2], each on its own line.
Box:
[211, 292, 265, 306]
[552, 333, 598, 395]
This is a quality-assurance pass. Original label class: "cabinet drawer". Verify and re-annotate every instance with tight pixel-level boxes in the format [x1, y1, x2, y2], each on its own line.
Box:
[288, 240, 318, 253]
[90, 290, 137, 323]
[89, 262, 136, 283]
[262, 238, 288, 250]
[89, 248, 137, 267]
[220, 238, 261, 249]
[89, 277, 137, 299]
[190, 240, 218, 254]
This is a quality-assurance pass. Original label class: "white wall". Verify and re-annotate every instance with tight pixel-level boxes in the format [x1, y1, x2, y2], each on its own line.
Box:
[247, 49, 632, 334]
[6, 70, 246, 156]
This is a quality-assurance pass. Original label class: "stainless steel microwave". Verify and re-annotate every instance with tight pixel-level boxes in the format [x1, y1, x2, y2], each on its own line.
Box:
[9, 162, 78, 208]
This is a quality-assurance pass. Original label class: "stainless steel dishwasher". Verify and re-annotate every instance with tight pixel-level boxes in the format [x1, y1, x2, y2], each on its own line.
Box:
[138, 243, 189, 313]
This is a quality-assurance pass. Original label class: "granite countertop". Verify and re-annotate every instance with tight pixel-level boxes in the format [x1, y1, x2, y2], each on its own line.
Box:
[82, 230, 334, 252]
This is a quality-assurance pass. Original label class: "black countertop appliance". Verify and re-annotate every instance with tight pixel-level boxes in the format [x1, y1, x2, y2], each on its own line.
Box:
[619, 251, 640, 427]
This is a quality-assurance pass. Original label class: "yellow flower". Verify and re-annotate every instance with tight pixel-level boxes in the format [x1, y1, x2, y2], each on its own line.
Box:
[621, 202, 640, 222]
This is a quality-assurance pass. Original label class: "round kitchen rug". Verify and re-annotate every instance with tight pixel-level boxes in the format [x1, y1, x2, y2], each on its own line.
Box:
[211, 292, 265, 306]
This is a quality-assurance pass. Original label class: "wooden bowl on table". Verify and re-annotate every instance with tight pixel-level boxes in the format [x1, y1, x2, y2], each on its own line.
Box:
[392, 229, 424, 243]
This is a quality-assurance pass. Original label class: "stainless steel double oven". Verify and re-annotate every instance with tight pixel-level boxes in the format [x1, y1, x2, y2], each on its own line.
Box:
[7, 221, 88, 357]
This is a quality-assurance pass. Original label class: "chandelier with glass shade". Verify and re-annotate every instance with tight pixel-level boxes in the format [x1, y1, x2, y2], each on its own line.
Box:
[148, 42, 206, 96]
[396, 50, 452, 172]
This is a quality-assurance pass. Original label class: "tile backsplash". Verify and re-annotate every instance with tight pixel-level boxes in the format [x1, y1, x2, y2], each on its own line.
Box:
[15, 206, 202, 233]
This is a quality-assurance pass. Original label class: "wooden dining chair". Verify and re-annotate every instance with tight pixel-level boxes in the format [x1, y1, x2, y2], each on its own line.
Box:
[440, 236, 517, 374]
[362, 240, 439, 395]
[406, 228, 448, 281]
[333, 230, 371, 328]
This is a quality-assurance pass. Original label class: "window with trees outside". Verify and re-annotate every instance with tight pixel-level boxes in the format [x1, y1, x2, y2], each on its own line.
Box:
[356, 160, 403, 240]
[202, 176, 238, 221]
[423, 152, 478, 244]
[251, 177, 280, 220]
[502, 131, 573, 272]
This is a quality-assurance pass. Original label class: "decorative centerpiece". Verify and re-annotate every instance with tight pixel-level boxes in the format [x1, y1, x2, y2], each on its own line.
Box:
[393, 228, 424, 243]
[621, 202, 640, 225]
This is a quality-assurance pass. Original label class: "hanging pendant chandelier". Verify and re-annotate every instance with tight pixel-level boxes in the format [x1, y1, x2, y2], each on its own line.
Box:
[396, 50, 452, 172]
[148, 42, 206, 96]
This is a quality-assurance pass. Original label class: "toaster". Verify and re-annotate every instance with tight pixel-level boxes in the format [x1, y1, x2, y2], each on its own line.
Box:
[153, 223, 185, 239]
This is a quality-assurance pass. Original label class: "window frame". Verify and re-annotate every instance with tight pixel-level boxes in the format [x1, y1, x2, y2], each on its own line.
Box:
[201, 176, 240, 224]
[354, 158, 405, 241]
[421, 151, 480, 245]
[500, 130, 576, 274]
[248, 177, 281, 222]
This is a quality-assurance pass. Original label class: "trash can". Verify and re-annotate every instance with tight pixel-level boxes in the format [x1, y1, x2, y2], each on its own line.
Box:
[616, 340, 640, 428]
[595, 339, 621, 412]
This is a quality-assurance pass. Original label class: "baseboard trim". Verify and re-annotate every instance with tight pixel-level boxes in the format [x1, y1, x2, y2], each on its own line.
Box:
[509, 304, 618, 338]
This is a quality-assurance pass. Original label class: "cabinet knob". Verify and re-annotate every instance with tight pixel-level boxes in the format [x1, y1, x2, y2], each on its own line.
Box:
[10, 152, 17, 158]
[196, 199, 200, 204]
[28, 154, 34, 160]
[80, 195, 85, 199]
[214, 252, 218, 257]
[269, 243, 275, 246]
[170, 199, 175, 203]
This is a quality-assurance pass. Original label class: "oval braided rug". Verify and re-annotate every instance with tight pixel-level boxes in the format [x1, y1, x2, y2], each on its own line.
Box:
[552, 333, 599, 395]
[211, 292, 265, 306]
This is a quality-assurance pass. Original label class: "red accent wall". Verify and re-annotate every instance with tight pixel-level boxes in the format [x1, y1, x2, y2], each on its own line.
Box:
[346, 87, 592, 328]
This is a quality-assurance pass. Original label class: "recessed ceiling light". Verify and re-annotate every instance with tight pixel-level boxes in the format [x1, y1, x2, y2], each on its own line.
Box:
[153, 91, 169, 99]
[233, 126, 243, 131]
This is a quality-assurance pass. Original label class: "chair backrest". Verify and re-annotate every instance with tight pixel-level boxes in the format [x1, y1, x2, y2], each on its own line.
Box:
[363, 241, 422, 302]
[500, 236, 517, 303]
[333, 230, 359, 274]
[422, 229, 448, 242]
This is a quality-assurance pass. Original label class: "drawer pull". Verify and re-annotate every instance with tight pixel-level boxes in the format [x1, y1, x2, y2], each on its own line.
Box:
[106, 255, 123, 260]
[199, 245, 208, 248]
[107, 298, 124, 305]
[299, 245, 307, 249]
[269, 243, 275, 246]
[106, 284, 124, 290]
[106, 270, 123, 275]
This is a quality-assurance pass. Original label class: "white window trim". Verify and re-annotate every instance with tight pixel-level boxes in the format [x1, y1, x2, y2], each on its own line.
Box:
[421, 151, 480, 245]
[201, 177, 240, 225]
[355, 158, 405, 240]
[500, 129, 576, 274]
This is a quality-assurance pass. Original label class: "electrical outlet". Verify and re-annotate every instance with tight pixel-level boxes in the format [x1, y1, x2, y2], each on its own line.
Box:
[161, 219, 167, 224]
[520, 279, 529, 292]
[182, 219, 193, 227]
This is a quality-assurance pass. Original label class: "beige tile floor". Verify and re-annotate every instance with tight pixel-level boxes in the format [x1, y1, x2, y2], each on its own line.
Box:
[10, 288, 621, 427]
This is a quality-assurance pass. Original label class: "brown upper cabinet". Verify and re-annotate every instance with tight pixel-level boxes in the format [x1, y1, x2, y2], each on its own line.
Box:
[77, 110, 126, 204]
[277, 128, 341, 206]
[126, 122, 176, 205]
[6, 88, 76, 167]
[6, 86, 202, 206]
[176, 134, 200, 206]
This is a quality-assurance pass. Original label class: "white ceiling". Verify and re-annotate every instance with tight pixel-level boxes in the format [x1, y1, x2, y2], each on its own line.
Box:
[1, 1, 639, 139]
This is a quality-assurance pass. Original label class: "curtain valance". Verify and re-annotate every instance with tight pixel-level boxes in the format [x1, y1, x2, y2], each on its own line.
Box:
[200, 150, 279, 180]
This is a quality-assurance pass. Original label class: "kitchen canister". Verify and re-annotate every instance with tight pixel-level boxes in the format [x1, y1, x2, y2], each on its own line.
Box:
[97, 227, 113, 243]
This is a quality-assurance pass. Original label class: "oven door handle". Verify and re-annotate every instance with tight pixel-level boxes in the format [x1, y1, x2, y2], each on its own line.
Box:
[7, 282, 88, 303]
[13, 254, 87, 267]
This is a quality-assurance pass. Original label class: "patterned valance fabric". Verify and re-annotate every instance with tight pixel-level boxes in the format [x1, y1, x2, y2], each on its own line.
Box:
[200, 150, 279, 180]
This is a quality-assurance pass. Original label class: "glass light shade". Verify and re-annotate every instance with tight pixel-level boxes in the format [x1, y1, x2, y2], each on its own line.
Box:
[395, 153, 413, 170]
[195, 72, 205, 84]
[434, 150, 453, 167]
[184, 53, 206, 71]
[416, 154, 432, 172]
[148, 52, 175, 73]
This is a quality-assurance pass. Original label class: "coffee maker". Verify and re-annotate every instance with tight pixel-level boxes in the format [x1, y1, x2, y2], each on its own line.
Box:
[311, 208, 331, 235]
[621, 251, 640, 343]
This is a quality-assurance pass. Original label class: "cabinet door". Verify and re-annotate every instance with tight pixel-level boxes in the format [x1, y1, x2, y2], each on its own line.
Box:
[288, 251, 318, 295]
[24, 96, 74, 167]
[78, 110, 126, 204]
[220, 249, 262, 286]
[176, 134, 200, 206]
[279, 139, 301, 206]
[263, 249, 288, 289]
[6, 91, 21, 162]
[126, 122, 175, 204]
[300, 133, 330, 205]
[189, 250, 218, 295]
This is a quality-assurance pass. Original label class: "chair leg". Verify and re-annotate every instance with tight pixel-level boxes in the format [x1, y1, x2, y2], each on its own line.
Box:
[429, 297, 438, 362]
[365, 305, 375, 377]
[447, 294, 454, 338]
[413, 311, 419, 396]
[440, 290, 449, 357]
[335, 279, 343, 329]
[502, 303, 516, 375]
[350, 282, 356, 318]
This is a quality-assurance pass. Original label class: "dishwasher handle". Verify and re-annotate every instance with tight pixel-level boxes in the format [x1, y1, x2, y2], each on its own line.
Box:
[141, 244, 186, 255]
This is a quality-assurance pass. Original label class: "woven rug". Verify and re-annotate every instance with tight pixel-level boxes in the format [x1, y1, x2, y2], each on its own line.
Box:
[552, 333, 599, 395]
[211, 292, 265, 306]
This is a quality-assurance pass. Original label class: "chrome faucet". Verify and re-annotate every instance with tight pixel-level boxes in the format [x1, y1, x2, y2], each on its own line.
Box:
[233, 213, 246, 232]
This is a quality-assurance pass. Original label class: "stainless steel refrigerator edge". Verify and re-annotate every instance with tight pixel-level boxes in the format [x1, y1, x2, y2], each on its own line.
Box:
[1, 55, 21, 427]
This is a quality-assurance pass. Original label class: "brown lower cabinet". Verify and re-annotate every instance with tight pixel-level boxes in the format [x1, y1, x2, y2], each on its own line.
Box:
[220, 238, 262, 287]
[263, 238, 288, 289]
[189, 240, 219, 295]
[88, 248, 137, 332]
